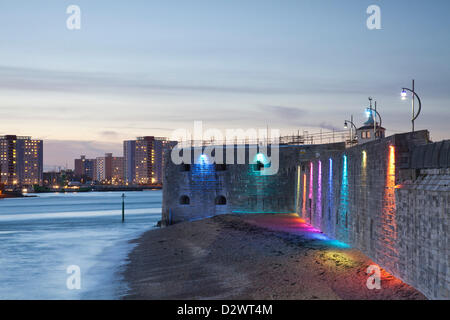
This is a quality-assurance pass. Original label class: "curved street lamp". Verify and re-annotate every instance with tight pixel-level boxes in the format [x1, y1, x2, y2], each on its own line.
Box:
[401, 79, 422, 132]
[366, 98, 383, 139]
[344, 115, 357, 145]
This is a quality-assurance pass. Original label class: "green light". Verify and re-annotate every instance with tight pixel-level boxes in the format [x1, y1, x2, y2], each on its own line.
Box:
[256, 153, 265, 163]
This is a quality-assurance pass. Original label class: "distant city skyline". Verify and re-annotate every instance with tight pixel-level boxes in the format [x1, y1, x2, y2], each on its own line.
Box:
[1, 0, 449, 168]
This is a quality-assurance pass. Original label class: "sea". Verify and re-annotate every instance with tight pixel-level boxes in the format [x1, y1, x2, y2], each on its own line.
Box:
[0, 190, 161, 299]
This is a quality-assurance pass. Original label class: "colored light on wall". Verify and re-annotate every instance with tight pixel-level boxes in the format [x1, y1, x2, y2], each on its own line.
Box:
[197, 154, 210, 166]
[362, 151, 367, 168]
[380, 145, 398, 265]
[361, 151, 367, 186]
[302, 173, 307, 217]
[296, 166, 301, 211]
[388, 146, 395, 173]
[256, 153, 265, 163]
[386, 147, 396, 203]
[309, 162, 313, 200]
[328, 158, 333, 224]
[192, 154, 216, 186]
[339, 155, 349, 239]
[387, 146, 396, 189]
[317, 160, 322, 227]
[250, 153, 268, 177]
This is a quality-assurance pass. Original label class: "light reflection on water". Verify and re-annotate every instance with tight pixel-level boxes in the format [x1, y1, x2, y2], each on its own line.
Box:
[0, 191, 161, 300]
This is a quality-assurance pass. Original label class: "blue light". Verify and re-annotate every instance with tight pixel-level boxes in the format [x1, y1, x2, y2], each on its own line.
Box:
[199, 154, 207, 163]
[338, 154, 349, 241]
[327, 158, 334, 228]
[192, 153, 216, 187]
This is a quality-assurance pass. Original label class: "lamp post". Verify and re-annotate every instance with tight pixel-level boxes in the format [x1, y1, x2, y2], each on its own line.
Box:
[344, 115, 357, 145]
[401, 79, 422, 132]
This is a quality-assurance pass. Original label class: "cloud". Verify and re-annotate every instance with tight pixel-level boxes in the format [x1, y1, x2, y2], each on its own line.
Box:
[98, 130, 120, 138]
[0, 65, 291, 96]
[2, 65, 425, 99]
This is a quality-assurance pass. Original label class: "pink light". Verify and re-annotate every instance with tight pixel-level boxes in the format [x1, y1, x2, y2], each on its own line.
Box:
[309, 162, 313, 199]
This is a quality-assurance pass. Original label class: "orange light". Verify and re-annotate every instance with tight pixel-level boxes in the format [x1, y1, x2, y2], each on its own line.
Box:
[381, 144, 398, 260]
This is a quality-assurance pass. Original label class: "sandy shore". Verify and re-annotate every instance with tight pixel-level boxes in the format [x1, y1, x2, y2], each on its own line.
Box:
[123, 213, 426, 300]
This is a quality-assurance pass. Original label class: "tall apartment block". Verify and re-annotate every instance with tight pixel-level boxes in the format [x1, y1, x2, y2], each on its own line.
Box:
[111, 156, 124, 185]
[95, 153, 111, 182]
[94, 153, 124, 184]
[0, 135, 43, 187]
[74, 155, 96, 183]
[124, 136, 176, 185]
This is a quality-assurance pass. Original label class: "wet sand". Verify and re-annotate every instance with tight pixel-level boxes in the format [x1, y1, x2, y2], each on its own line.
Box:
[123, 213, 426, 300]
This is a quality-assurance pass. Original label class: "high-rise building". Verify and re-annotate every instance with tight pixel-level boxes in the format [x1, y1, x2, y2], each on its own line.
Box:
[111, 156, 124, 185]
[123, 140, 136, 185]
[95, 153, 112, 182]
[123, 136, 176, 185]
[94, 153, 124, 184]
[75, 154, 124, 184]
[0, 135, 43, 187]
[74, 155, 96, 183]
[153, 137, 177, 184]
[0, 135, 17, 186]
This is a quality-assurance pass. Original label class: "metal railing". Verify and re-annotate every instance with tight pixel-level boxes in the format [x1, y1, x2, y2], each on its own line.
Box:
[175, 130, 355, 148]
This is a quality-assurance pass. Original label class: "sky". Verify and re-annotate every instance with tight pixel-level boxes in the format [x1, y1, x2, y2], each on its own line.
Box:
[0, 0, 449, 169]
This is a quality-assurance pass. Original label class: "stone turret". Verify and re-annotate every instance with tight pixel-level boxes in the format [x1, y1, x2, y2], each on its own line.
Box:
[356, 107, 385, 144]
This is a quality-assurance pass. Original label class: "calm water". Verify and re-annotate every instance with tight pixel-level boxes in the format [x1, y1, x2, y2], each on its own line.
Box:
[0, 191, 161, 300]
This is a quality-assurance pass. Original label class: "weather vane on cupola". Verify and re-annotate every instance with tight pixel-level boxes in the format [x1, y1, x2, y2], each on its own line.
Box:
[364, 97, 380, 126]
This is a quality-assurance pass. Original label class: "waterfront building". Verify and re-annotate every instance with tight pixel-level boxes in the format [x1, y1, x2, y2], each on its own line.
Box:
[43, 169, 75, 187]
[95, 153, 111, 183]
[124, 136, 176, 185]
[0, 135, 43, 187]
[74, 155, 96, 183]
[357, 108, 386, 144]
[94, 153, 124, 184]
[111, 156, 124, 185]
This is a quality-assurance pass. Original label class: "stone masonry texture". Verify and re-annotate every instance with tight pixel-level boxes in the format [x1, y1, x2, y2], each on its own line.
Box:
[162, 130, 449, 299]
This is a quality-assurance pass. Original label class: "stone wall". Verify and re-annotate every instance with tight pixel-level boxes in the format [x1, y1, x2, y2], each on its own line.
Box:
[395, 168, 449, 299]
[162, 143, 345, 224]
[161, 130, 449, 299]
[297, 131, 449, 299]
